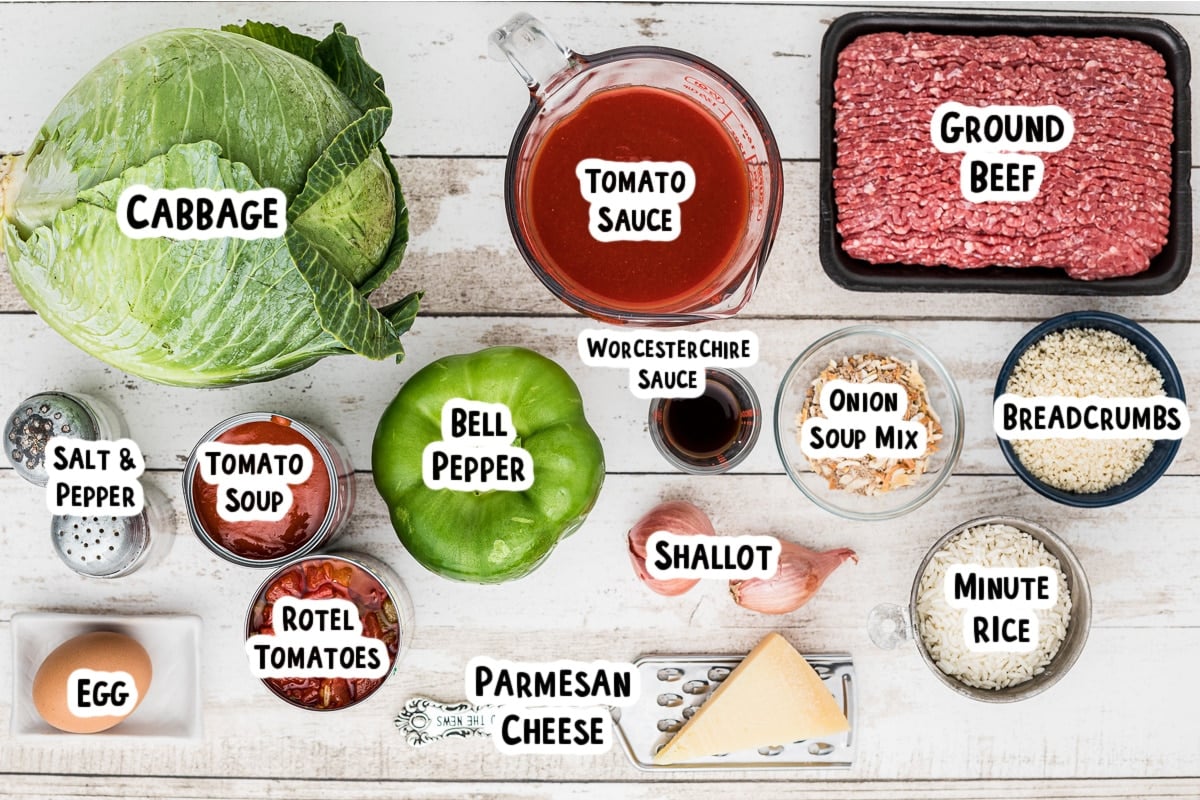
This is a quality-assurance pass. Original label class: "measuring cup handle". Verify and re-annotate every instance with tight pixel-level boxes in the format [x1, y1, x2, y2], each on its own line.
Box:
[489, 13, 577, 96]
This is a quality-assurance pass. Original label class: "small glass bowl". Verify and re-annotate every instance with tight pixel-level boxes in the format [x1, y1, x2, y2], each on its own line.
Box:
[774, 326, 964, 520]
[648, 368, 761, 474]
[994, 311, 1185, 508]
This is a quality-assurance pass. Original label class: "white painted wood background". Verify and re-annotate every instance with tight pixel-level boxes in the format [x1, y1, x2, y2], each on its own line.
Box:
[1, 2, 1197, 798]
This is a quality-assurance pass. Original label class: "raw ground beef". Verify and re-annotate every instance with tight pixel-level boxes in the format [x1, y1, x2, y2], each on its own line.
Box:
[833, 33, 1174, 280]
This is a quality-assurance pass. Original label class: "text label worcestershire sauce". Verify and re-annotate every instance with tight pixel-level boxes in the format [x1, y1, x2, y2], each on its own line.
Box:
[192, 418, 331, 560]
[522, 86, 751, 311]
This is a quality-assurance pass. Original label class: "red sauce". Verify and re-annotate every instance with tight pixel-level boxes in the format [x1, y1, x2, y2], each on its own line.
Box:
[522, 86, 751, 311]
[192, 418, 331, 560]
[250, 557, 400, 710]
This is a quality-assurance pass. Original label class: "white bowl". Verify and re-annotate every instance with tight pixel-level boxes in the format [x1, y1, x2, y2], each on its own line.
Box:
[11, 612, 202, 738]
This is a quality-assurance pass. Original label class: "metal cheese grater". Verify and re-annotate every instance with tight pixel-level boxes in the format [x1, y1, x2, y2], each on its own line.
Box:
[49, 486, 171, 579]
[612, 653, 856, 770]
[395, 653, 856, 771]
[4, 392, 120, 486]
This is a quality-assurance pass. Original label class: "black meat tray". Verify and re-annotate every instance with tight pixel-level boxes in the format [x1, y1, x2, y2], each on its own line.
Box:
[818, 12, 1192, 295]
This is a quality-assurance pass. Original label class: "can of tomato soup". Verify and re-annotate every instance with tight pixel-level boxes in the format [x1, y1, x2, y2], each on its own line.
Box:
[183, 412, 355, 568]
[244, 551, 414, 710]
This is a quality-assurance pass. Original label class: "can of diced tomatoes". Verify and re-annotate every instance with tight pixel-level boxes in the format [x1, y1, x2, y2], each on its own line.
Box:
[243, 551, 414, 710]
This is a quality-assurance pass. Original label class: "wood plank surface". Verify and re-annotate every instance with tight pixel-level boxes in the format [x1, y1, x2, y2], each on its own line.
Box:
[2, 4, 1198, 320]
[2, 2, 1197, 160]
[4, 470, 1200, 782]
[6, 775, 1200, 800]
[2, 159, 1199, 320]
[0, 315, 1196, 477]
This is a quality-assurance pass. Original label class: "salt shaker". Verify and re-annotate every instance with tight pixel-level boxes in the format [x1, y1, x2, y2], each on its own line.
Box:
[5, 392, 125, 486]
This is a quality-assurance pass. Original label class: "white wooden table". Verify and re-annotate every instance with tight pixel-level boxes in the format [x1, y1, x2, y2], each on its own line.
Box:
[2, 2, 1198, 798]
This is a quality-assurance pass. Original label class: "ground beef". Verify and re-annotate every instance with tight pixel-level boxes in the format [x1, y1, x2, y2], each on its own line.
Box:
[833, 33, 1174, 279]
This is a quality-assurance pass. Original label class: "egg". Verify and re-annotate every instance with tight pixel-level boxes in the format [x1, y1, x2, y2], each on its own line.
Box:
[32, 631, 153, 733]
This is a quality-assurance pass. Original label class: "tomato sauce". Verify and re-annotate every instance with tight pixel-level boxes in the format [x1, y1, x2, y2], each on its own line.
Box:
[249, 557, 400, 710]
[191, 418, 332, 560]
[522, 85, 751, 311]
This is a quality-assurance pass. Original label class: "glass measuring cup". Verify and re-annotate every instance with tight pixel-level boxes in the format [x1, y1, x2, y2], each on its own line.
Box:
[491, 14, 783, 326]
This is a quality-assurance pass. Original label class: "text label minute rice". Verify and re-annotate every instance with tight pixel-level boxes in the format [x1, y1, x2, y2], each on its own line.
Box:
[917, 523, 1072, 691]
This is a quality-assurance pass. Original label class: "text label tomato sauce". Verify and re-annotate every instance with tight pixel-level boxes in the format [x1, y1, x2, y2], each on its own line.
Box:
[522, 86, 751, 310]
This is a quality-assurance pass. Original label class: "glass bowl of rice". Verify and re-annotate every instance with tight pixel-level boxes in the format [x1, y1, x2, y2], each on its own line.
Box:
[910, 515, 1091, 702]
[994, 311, 1185, 508]
[774, 325, 964, 520]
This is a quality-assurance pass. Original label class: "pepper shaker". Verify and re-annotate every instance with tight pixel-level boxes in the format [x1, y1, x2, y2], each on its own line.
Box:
[49, 483, 173, 579]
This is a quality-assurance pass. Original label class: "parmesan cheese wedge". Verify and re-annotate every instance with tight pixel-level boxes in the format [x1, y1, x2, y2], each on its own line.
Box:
[652, 632, 850, 764]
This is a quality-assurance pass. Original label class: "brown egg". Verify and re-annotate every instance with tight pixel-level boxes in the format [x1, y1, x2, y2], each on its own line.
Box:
[32, 631, 153, 734]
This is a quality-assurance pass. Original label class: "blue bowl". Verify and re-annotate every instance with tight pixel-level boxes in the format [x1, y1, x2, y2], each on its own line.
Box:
[994, 311, 1185, 508]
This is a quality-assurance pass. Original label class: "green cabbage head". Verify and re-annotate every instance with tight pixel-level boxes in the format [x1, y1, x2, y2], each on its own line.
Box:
[0, 22, 419, 386]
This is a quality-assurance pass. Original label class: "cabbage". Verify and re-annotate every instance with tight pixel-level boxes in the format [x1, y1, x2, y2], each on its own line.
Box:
[0, 22, 419, 387]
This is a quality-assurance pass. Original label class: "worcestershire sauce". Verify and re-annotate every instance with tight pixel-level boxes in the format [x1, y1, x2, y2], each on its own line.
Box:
[662, 381, 742, 458]
[650, 368, 761, 474]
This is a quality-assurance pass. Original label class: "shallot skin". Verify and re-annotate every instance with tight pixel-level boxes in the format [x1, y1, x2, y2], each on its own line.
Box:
[628, 500, 715, 596]
[730, 543, 858, 614]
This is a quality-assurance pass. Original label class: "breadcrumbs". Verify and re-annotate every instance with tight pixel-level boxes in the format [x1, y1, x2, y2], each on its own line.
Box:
[1005, 328, 1163, 493]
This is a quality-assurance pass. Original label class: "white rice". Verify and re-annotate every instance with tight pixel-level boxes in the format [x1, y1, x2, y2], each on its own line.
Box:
[916, 524, 1072, 690]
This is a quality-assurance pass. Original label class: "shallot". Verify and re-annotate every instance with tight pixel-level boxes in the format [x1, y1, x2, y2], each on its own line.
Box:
[628, 500, 715, 596]
[730, 542, 857, 614]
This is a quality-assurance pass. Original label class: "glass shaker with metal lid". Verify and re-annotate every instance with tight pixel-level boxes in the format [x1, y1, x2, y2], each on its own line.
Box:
[4, 391, 124, 486]
[50, 484, 173, 579]
[6, 391, 171, 578]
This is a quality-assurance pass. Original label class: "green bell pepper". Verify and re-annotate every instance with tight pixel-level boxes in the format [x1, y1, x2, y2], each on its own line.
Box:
[372, 346, 605, 583]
